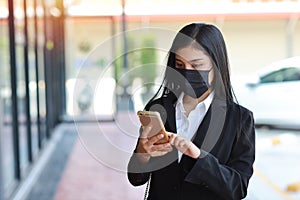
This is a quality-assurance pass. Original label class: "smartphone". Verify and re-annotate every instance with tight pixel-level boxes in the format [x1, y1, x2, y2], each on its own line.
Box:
[137, 110, 169, 144]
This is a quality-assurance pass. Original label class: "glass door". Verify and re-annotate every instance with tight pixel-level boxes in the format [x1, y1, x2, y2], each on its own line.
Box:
[0, 0, 16, 197]
[14, 0, 30, 177]
[36, 0, 47, 149]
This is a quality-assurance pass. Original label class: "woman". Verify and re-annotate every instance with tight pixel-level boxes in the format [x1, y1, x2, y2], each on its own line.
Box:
[127, 23, 255, 200]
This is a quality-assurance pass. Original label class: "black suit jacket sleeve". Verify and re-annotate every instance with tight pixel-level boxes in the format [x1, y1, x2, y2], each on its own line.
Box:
[127, 151, 151, 186]
[127, 126, 151, 186]
[185, 110, 255, 199]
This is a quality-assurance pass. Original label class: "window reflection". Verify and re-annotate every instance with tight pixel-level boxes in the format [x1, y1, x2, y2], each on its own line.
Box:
[65, 17, 116, 117]
[261, 67, 300, 83]
[36, 0, 47, 148]
[27, 0, 38, 159]
[0, 0, 15, 194]
[14, 0, 29, 177]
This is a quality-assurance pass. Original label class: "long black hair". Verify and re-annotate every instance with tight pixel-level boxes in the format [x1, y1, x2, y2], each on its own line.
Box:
[147, 23, 234, 107]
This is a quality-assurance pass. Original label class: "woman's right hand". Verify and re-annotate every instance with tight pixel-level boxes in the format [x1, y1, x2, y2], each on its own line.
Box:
[136, 126, 173, 163]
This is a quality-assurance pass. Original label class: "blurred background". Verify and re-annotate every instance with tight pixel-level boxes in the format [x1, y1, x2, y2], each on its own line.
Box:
[0, 0, 300, 200]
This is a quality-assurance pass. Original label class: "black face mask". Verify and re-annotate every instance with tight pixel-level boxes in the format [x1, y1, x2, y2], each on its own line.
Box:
[172, 68, 211, 98]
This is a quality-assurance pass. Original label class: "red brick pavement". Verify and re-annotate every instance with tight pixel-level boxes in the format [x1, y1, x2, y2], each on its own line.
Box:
[54, 112, 146, 200]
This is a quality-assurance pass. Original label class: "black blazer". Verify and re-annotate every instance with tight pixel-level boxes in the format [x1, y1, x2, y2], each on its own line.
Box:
[128, 95, 255, 200]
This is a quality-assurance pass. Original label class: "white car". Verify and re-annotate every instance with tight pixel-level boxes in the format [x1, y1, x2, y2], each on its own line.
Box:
[234, 56, 300, 129]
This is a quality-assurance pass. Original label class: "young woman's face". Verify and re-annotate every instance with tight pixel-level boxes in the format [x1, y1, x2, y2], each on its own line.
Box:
[175, 45, 214, 84]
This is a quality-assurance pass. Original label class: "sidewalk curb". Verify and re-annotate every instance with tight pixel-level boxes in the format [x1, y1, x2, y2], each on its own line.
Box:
[11, 124, 76, 200]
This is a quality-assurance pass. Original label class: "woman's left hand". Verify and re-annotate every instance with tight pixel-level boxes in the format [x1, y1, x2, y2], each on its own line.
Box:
[168, 133, 201, 159]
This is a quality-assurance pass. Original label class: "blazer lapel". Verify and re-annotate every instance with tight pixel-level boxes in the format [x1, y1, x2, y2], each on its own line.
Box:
[161, 95, 227, 153]
[192, 98, 227, 152]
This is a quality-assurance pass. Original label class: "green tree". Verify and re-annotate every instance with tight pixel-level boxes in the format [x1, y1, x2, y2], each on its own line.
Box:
[113, 33, 157, 88]
[140, 34, 157, 87]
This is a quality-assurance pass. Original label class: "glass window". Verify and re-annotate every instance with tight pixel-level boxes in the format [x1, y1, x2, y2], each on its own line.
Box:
[282, 67, 300, 82]
[14, 0, 29, 176]
[65, 17, 116, 117]
[260, 67, 300, 84]
[0, 0, 16, 194]
[27, 0, 39, 159]
[36, 0, 47, 147]
[260, 69, 285, 83]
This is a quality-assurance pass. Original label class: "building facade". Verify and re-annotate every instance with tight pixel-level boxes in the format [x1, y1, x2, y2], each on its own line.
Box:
[0, 0, 299, 199]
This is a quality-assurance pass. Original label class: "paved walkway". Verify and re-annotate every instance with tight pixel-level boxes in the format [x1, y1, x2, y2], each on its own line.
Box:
[54, 112, 145, 200]
[25, 112, 145, 200]
[53, 134, 145, 200]
[25, 112, 300, 200]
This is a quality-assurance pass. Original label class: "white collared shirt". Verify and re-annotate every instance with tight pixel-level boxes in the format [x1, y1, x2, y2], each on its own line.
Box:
[175, 91, 214, 162]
